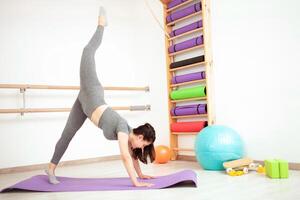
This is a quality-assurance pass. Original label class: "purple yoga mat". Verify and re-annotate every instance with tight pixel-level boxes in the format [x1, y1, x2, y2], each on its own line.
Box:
[172, 71, 206, 84]
[169, 36, 203, 53]
[167, 0, 188, 9]
[171, 104, 207, 116]
[170, 20, 203, 37]
[166, 2, 201, 23]
[0, 170, 197, 192]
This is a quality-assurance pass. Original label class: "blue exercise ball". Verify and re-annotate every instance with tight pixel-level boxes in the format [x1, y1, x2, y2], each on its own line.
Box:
[194, 125, 244, 170]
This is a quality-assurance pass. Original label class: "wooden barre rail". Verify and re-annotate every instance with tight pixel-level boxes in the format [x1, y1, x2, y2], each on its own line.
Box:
[0, 84, 149, 92]
[0, 84, 151, 115]
[0, 105, 151, 114]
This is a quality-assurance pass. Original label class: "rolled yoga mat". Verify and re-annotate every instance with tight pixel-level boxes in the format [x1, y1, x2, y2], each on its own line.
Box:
[167, 0, 189, 9]
[166, 2, 201, 23]
[171, 71, 206, 84]
[170, 85, 206, 100]
[171, 121, 207, 132]
[170, 55, 205, 69]
[170, 20, 203, 37]
[169, 36, 203, 53]
[171, 104, 207, 116]
[0, 170, 197, 192]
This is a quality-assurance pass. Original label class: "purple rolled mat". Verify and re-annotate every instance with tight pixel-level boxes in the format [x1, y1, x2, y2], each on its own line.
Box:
[171, 104, 207, 116]
[172, 71, 206, 84]
[0, 170, 197, 192]
[167, 0, 188, 9]
[168, 35, 203, 53]
[166, 2, 201, 23]
[170, 20, 203, 37]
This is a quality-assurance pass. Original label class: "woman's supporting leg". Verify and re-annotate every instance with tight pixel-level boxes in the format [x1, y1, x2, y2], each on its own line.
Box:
[47, 97, 87, 184]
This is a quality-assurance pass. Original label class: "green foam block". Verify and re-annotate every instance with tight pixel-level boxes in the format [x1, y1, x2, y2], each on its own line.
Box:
[265, 160, 280, 178]
[170, 86, 206, 100]
[264, 159, 289, 179]
[278, 159, 289, 178]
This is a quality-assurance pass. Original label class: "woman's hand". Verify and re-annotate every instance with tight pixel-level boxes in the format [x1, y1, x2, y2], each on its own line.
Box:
[134, 181, 154, 187]
[138, 174, 155, 179]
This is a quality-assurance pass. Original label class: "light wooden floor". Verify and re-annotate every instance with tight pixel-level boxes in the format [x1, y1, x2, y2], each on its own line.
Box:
[0, 160, 299, 200]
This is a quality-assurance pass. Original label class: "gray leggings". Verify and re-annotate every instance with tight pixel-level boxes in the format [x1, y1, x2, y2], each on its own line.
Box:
[50, 26, 106, 165]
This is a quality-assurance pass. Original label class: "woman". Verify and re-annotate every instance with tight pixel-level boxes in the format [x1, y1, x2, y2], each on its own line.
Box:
[45, 7, 156, 187]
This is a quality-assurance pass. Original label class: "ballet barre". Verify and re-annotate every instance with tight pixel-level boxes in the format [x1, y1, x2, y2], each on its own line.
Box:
[0, 84, 151, 115]
[0, 84, 150, 92]
[0, 105, 151, 114]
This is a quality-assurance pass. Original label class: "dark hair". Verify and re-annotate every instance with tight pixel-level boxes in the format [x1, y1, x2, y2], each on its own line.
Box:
[131, 123, 156, 164]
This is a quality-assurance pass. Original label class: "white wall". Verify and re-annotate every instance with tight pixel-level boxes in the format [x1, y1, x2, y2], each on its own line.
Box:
[211, 0, 300, 162]
[0, 0, 169, 168]
[0, 0, 299, 169]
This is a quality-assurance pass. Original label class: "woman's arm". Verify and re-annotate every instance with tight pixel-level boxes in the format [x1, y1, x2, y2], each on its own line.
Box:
[132, 157, 155, 179]
[132, 157, 143, 177]
[127, 144, 143, 177]
[117, 132, 153, 187]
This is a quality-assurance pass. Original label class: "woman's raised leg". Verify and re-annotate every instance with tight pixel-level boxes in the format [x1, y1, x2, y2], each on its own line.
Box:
[78, 7, 108, 117]
[79, 6, 107, 89]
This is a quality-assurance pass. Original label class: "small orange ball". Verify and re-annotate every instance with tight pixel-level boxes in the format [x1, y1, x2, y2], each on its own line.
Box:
[155, 145, 171, 164]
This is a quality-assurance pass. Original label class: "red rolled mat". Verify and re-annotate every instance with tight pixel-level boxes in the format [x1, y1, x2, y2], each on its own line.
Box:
[171, 121, 207, 132]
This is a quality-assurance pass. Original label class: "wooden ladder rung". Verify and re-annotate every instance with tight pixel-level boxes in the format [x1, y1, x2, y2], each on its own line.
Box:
[173, 148, 194, 152]
[170, 61, 207, 72]
[170, 96, 206, 103]
[170, 79, 206, 87]
[166, 0, 195, 13]
[169, 45, 204, 57]
[168, 28, 203, 41]
[171, 114, 207, 119]
[172, 132, 198, 135]
[167, 11, 202, 26]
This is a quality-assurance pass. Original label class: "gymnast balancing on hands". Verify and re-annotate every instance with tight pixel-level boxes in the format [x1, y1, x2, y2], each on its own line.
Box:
[45, 7, 156, 187]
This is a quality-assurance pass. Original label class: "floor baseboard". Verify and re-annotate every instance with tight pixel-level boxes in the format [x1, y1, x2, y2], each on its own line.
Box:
[254, 160, 300, 170]
[1, 155, 299, 174]
[176, 155, 300, 170]
[0, 155, 121, 174]
[177, 155, 196, 161]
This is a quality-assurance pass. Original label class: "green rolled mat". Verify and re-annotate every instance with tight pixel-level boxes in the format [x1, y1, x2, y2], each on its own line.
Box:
[170, 86, 206, 100]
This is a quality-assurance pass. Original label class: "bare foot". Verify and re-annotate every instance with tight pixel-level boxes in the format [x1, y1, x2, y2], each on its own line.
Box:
[98, 6, 107, 27]
[45, 168, 60, 184]
[45, 163, 60, 184]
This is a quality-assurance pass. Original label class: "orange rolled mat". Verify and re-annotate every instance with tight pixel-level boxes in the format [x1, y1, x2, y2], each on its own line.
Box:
[171, 121, 207, 132]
